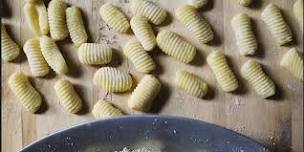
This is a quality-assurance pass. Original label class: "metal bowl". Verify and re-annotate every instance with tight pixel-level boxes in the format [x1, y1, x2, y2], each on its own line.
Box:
[21, 115, 268, 152]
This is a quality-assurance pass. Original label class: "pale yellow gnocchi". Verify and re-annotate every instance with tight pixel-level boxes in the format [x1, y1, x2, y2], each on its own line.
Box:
[130, 15, 156, 51]
[231, 13, 257, 55]
[280, 48, 303, 81]
[54, 79, 83, 114]
[190, 0, 208, 9]
[130, 0, 167, 25]
[99, 3, 130, 33]
[8, 72, 42, 113]
[176, 5, 213, 44]
[175, 71, 208, 98]
[156, 30, 196, 63]
[207, 50, 238, 92]
[48, 0, 68, 40]
[92, 100, 124, 119]
[24, 3, 41, 36]
[238, 0, 251, 7]
[23, 38, 49, 77]
[123, 40, 156, 73]
[66, 6, 88, 47]
[78, 43, 112, 65]
[93, 67, 133, 93]
[241, 60, 276, 98]
[261, 3, 293, 45]
[1, 25, 20, 62]
[39, 36, 68, 74]
[128, 75, 161, 112]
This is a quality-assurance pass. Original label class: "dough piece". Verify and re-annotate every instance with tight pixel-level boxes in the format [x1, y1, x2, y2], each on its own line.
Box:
[78, 43, 112, 65]
[207, 50, 238, 92]
[280, 48, 303, 81]
[48, 0, 68, 40]
[23, 38, 49, 77]
[8, 72, 42, 113]
[1, 25, 20, 62]
[156, 30, 196, 63]
[261, 3, 293, 45]
[176, 5, 213, 44]
[128, 75, 161, 112]
[93, 67, 133, 93]
[92, 100, 123, 119]
[123, 40, 156, 73]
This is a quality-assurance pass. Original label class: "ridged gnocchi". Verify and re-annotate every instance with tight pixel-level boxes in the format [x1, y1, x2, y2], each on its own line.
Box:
[8, 72, 42, 113]
[24, 3, 41, 36]
[99, 3, 130, 33]
[190, 0, 208, 9]
[238, 0, 251, 7]
[156, 30, 196, 63]
[176, 5, 213, 44]
[93, 67, 133, 93]
[261, 3, 293, 46]
[54, 79, 83, 114]
[23, 38, 49, 77]
[66, 6, 88, 47]
[130, 0, 167, 25]
[78, 43, 112, 65]
[36, 0, 49, 35]
[175, 71, 208, 98]
[39, 36, 68, 74]
[130, 15, 156, 51]
[293, 0, 303, 32]
[123, 40, 156, 73]
[207, 50, 238, 92]
[1, 25, 20, 62]
[241, 60, 276, 98]
[92, 100, 123, 119]
[128, 75, 161, 112]
[280, 48, 303, 81]
[231, 13, 257, 55]
[48, 0, 68, 40]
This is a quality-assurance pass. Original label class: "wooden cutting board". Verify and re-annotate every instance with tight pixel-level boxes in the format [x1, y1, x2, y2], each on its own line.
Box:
[1, 0, 303, 151]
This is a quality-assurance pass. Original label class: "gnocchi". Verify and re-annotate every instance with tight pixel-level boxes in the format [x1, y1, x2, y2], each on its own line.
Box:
[280, 48, 303, 81]
[190, 0, 208, 9]
[66, 6, 88, 47]
[241, 60, 276, 98]
[238, 0, 251, 7]
[176, 5, 213, 44]
[1, 25, 20, 62]
[156, 30, 196, 63]
[23, 38, 49, 77]
[36, 0, 49, 35]
[175, 71, 208, 98]
[99, 3, 130, 33]
[123, 40, 156, 73]
[54, 79, 83, 114]
[130, 0, 167, 25]
[130, 15, 156, 51]
[207, 50, 238, 92]
[39, 35, 68, 74]
[24, 3, 41, 36]
[92, 100, 123, 119]
[293, 0, 303, 33]
[48, 0, 68, 40]
[78, 43, 112, 65]
[8, 72, 42, 113]
[261, 3, 293, 45]
[231, 13, 257, 55]
[93, 67, 133, 93]
[128, 75, 161, 112]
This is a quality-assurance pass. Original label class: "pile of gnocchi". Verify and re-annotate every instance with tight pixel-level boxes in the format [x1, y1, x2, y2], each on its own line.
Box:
[2, 0, 303, 119]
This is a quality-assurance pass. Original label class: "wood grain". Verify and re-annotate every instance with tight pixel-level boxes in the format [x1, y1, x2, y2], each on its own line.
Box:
[1, 0, 303, 152]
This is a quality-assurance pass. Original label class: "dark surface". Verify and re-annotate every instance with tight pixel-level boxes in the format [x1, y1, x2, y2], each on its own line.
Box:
[21, 115, 269, 152]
